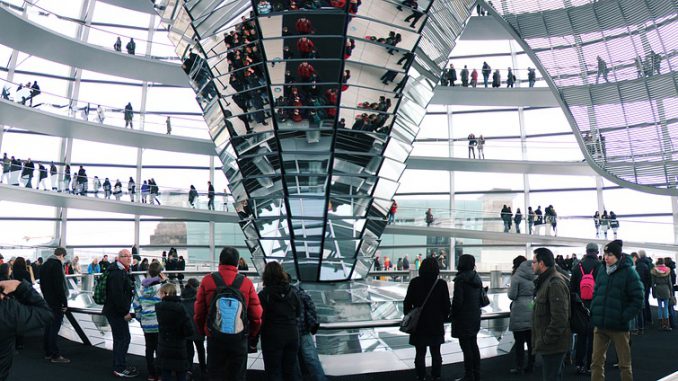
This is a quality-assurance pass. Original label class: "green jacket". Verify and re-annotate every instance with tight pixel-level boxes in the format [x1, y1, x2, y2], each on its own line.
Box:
[590, 255, 644, 331]
[532, 267, 571, 355]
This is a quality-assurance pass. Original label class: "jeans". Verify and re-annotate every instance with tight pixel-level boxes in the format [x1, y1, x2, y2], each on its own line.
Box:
[458, 335, 480, 381]
[575, 327, 593, 369]
[658, 299, 670, 319]
[503, 220, 510, 232]
[206, 337, 247, 381]
[208, 197, 215, 210]
[512, 330, 534, 370]
[161, 370, 187, 381]
[144, 332, 159, 377]
[298, 334, 327, 381]
[541, 352, 565, 381]
[44, 307, 64, 358]
[387, 213, 395, 224]
[106, 314, 131, 372]
[591, 328, 632, 381]
[414, 343, 441, 380]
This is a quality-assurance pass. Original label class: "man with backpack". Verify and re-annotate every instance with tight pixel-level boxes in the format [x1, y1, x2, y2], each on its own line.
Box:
[194, 247, 262, 381]
[570, 243, 602, 375]
[590, 240, 644, 381]
[101, 249, 137, 378]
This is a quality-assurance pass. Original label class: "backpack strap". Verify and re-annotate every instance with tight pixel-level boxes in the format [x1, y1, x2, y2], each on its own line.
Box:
[231, 274, 245, 290]
[211, 272, 226, 288]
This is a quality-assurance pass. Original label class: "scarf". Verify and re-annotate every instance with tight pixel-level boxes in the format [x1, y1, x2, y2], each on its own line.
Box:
[606, 263, 618, 275]
[116, 260, 130, 272]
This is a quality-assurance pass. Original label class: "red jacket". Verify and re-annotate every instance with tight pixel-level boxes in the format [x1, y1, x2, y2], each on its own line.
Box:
[194, 264, 262, 338]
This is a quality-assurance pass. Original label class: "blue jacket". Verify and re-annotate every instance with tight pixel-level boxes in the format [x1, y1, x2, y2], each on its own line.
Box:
[133, 276, 164, 333]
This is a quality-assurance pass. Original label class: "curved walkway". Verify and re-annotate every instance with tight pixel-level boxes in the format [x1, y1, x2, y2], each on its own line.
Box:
[0, 7, 187, 86]
[0, 99, 215, 155]
[3, 184, 673, 252]
[430, 86, 558, 107]
[0, 184, 238, 223]
[97, 0, 156, 14]
[406, 156, 595, 176]
[386, 224, 678, 253]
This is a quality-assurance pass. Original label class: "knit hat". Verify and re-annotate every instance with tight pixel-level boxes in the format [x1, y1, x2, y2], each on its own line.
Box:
[604, 239, 623, 258]
[586, 243, 599, 254]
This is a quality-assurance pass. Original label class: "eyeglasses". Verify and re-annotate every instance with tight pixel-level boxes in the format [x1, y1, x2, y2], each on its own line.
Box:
[119, 255, 132, 258]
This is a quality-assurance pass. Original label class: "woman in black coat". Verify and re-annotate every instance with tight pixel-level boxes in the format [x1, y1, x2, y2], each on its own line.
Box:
[451, 254, 482, 381]
[403, 257, 451, 381]
[155, 283, 194, 381]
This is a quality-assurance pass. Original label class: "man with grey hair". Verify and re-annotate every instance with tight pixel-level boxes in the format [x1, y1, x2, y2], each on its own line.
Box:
[103, 249, 137, 378]
[570, 243, 602, 374]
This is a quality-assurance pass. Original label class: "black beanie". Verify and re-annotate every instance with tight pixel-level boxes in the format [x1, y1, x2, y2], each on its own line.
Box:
[604, 239, 623, 258]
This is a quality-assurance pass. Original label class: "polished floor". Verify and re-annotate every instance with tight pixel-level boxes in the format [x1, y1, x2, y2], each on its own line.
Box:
[8, 323, 677, 380]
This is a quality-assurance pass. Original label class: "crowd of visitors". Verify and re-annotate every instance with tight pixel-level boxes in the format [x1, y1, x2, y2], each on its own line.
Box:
[441, 63, 536, 88]
[1, 153, 229, 209]
[0, 239, 675, 380]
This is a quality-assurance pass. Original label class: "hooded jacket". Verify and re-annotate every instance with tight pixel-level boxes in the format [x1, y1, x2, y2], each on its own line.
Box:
[132, 276, 165, 333]
[651, 265, 673, 300]
[508, 261, 534, 332]
[450, 270, 482, 338]
[532, 266, 571, 355]
[590, 254, 644, 331]
[156, 295, 193, 372]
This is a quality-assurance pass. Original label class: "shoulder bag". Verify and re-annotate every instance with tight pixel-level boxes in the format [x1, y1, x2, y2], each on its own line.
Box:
[400, 279, 439, 334]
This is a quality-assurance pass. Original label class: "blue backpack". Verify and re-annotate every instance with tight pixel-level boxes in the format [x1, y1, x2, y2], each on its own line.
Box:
[207, 272, 248, 342]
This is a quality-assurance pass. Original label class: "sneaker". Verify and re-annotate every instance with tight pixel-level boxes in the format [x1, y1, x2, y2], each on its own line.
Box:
[113, 368, 138, 378]
[50, 356, 71, 364]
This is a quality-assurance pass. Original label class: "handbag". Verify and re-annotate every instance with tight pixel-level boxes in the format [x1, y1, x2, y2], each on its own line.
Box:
[480, 286, 490, 307]
[400, 279, 439, 334]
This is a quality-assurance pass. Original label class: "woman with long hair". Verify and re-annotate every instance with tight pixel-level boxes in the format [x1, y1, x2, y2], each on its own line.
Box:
[451, 254, 482, 381]
[258, 261, 301, 381]
[403, 257, 451, 381]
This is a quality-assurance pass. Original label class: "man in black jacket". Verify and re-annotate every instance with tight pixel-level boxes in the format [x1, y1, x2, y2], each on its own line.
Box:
[103, 249, 137, 378]
[39, 247, 70, 364]
[0, 279, 54, 380]
[570, 243, 602, 374]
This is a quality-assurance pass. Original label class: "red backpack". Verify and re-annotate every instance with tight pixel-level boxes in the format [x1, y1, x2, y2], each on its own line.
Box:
[579, 263, 595, 301]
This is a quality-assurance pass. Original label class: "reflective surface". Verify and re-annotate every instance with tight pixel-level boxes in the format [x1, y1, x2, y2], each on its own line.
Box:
[154, 0, 475, 280]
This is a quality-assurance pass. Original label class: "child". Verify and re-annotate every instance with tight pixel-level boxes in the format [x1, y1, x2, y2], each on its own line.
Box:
[132, 262, 166, 381]
[156, 283, 194, 381]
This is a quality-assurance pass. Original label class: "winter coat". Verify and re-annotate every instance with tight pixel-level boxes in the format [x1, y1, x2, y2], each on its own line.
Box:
[181, 286, 203, 341]
[102, 261, 135, 317]
[508, 261, 534, 332]
[291, 285, 319, 336]
[651, 265, 672, 300]
[156, 296, 194, 372]
[590, 255, 644, 331]
[532, 266, 571, 355]
[635, 257, 652, 289]
[195, 265, 262, 338]
[0, 281, 53, 381]
[450, 270, 482, 338]
[39, 255, 68, 309]
[258, 284, 301, 352]
[403, 275, 451, 346]
[132, 276, 164, 333]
